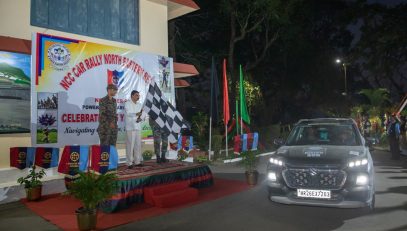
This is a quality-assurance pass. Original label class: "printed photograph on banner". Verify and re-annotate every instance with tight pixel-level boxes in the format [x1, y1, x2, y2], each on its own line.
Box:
[107, 69, 125, 89]
[37, 107, 58, 144]
[0, 51, 30, 134]
[37, 92, 58, 109]
[158, 56, 171, 93]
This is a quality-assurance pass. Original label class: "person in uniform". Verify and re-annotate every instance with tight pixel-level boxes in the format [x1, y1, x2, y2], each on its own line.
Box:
[125, 90, 144, 168]
[149, 118, 169, 163]
[97, 84, 118, 146]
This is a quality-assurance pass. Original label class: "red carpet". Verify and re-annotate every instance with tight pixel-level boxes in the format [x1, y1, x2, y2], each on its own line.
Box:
[23, 178, 251, 231]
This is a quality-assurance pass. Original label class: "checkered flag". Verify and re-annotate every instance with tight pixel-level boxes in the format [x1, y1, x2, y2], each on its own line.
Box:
[143, 82, 187, 143]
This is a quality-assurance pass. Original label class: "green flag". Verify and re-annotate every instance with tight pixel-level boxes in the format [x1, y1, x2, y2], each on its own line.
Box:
[239, 65, 250, 124]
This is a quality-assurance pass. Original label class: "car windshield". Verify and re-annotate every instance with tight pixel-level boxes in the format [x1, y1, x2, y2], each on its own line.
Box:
[285, 123, 361, 146]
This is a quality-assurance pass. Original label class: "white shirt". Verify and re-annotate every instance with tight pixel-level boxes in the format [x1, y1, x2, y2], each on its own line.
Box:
[124, 100, 143, 131]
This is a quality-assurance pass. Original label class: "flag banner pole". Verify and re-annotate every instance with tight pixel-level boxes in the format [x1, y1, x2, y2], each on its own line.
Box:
[209, 56, 218, 161]
[239, 65, 243, 135]
[236, 100, 239, 136]
[225, 124, 228, 157]
[240, 118, 243, 135]
[208, 116, 212, 160]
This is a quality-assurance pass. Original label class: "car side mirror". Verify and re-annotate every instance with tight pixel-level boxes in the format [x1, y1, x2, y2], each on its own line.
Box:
[273, 138, 285, 148]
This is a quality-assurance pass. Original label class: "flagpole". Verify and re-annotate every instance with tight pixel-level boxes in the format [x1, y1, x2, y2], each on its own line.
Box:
[235, 100, 239, 136]
[208, 116, 212, 161]
[208, 56, 215, 161]
[239, 65, 243, 135]
[225, 124, 228, 157]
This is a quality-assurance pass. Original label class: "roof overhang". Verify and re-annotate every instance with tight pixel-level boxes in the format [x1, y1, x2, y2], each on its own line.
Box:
[0, 36, 31, 54]
[173, 62, 199, 78]
[168, 0, 199, 20]
[174, 79, 190, 88]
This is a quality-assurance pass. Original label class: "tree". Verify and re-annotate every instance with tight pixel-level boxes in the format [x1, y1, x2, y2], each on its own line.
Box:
[351, 2, 407, 99]
[359, 88, 390, 117]
[220, 0, 298, 101]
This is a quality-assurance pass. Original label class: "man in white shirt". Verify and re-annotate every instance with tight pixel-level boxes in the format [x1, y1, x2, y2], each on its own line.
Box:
[125, 90, 143, 168]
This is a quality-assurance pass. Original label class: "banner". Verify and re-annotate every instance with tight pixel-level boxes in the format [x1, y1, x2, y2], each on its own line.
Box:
[233, 133, 259, 154]
[58, 145, 89, 176]
[34, 147, 59, 169]
[90, 145, 118, 174]
[31, 33, 174, 147]
[10, 147, 35, 169]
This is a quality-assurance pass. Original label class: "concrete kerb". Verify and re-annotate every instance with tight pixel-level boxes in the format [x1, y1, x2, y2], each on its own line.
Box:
[219, 151, 275, 164]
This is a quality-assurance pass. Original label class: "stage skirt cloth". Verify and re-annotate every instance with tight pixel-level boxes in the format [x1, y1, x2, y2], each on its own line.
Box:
[100, 163, 213, 213]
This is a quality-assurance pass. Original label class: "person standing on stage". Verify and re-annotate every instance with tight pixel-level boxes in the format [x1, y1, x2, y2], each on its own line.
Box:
[149, 118, 169, 163]
[125, 90, 144, 168]
[97, 84, 118, 146]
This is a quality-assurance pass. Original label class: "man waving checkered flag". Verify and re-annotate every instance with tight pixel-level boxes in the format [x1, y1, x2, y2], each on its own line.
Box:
[143, 81, 187, 143]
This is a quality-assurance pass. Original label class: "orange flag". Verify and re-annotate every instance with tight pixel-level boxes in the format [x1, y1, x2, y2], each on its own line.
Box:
[222, 59, 230, 125]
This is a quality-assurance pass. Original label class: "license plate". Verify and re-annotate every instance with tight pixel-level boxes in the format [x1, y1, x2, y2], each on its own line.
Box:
[297, 189, 331, 199]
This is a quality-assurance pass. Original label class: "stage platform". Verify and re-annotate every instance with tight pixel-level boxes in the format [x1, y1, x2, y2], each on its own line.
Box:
[100, 160, 214, 213]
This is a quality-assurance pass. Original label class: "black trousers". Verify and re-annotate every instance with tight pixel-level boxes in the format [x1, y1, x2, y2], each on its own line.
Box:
[389, 136, 400, 159]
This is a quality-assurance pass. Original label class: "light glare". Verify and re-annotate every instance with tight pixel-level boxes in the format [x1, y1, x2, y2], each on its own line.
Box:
[356, 175, 368, 185]
[268, 172, 277, 181]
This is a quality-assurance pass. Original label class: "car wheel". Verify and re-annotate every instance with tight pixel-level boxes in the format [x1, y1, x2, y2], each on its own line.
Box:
[362, 193, 375, 213]
[368, 193, 375, 211]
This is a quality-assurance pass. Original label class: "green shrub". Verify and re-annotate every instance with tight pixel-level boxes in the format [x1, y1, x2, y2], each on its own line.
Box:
[17, 165, 46, 188]
[142, 150, 154, 160]
[67, 172, 118, 210]
[191, 112, 208, 149]
[240, 150, 258, 172]
[212, 134, 223, 158]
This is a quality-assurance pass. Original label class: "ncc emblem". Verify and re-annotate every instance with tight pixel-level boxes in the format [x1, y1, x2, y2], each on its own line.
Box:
[70, 152, 80, 162]
[47, 43, 71, 70]
[44, 152, 52, 160]
[18, 152, 26, 159]
[101, 152, 109, 161]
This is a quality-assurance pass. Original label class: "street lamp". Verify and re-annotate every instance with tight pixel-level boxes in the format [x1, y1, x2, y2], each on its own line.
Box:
[335, 58, 348, 96]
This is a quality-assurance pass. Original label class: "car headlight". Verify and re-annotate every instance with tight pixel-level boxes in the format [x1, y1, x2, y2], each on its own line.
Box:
[269, 157, 284, 166]
[348, 158, 368, 168]
[268, 172, 277, 181]
[356, 174, 369, 185]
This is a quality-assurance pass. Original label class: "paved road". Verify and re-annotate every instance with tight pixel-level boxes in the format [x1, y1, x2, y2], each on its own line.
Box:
[110, 149, 407, 231]
[1, 149, 406, 231]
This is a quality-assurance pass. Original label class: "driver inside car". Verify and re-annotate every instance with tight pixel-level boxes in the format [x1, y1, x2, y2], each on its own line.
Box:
[338, 129, 356, 145]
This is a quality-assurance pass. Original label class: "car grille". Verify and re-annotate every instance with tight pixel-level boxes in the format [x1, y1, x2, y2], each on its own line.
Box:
[282, 168, 346, 190]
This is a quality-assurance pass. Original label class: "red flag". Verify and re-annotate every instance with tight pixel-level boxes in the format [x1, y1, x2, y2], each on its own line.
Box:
[222, 59, 230, 125]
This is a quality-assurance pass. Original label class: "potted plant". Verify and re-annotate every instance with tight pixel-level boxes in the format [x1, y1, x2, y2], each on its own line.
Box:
[67, 171, 118, 231]
[142, 150, 153, 161]
[240, 150, 259, 185]
[17, 165, 46, 201]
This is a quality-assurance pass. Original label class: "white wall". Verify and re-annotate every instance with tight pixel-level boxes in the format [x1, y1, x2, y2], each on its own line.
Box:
[0, 0, 168, 168]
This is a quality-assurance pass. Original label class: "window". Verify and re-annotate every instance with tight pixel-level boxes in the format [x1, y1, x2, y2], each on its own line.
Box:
[31, 0, 140, 45]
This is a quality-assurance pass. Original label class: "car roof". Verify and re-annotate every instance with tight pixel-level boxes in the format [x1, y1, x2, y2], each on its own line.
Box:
[296, 118, 356, 126]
